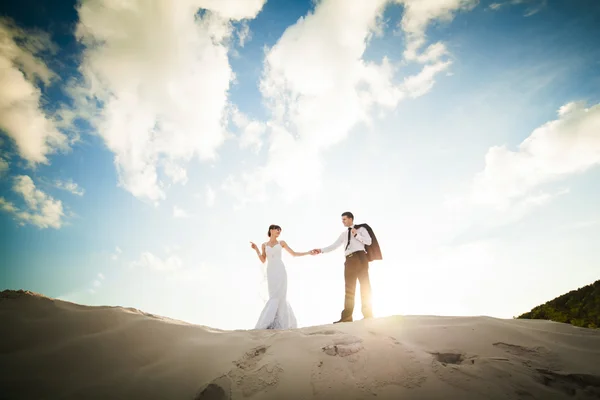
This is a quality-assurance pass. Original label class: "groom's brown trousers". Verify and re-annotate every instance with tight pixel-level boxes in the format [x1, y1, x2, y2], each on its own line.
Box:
[339, 250, 373, 322]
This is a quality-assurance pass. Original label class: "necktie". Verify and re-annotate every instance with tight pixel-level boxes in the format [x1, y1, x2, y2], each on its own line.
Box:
[345, 227, 352, 250]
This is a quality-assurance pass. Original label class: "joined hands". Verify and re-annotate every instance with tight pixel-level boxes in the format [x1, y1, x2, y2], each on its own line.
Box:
[310, 249, 321, 255]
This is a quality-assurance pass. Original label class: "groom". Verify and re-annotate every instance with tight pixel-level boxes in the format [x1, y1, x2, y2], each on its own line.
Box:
[311, 211, 375, 323]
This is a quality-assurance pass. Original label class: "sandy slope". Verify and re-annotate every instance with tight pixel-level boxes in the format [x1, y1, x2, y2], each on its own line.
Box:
[1, 290, 600, 400]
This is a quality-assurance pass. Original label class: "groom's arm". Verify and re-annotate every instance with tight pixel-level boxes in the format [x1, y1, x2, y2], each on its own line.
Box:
[354, 227, 372, 246]
[320, 232, 345, 254]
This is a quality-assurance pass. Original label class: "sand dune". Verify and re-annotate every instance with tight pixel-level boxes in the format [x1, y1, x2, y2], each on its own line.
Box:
[1, 290, 600, 399]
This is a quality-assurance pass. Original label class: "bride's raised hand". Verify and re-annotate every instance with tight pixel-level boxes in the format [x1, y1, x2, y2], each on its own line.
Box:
[250, 241, 259, 251]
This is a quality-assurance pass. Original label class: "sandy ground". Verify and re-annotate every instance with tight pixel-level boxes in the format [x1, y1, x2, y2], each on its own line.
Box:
[1, 289, 599, 400]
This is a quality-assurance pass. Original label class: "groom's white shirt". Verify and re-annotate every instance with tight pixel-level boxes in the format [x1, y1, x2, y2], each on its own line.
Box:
[321, 225, 372, 256]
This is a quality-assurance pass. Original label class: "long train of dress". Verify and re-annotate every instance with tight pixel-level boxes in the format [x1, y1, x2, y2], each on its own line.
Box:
[254, 243, 297, 330]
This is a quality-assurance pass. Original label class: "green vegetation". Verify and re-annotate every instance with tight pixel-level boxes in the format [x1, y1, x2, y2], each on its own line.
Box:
[517, 280, 599, 329]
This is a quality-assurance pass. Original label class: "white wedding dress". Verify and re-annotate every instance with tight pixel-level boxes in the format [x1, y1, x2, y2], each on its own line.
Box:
[254, 243, 298, 330]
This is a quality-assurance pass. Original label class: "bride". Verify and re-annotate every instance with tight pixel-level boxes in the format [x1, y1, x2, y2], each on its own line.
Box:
[250, 224, 311, 330]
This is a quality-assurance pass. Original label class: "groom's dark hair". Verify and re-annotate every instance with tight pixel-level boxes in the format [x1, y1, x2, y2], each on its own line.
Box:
[341, 211, 354, 220]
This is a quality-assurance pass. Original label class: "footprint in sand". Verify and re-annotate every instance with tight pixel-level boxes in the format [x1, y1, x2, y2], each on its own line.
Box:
[493, 342, 548, 358]
[321, 336, 364, 357]
[431, 352, 471, 365]
[306, 329, 342, 336]
[492, 342, 561, 370]
[493, 343, 600, 397]
[428, 350, 506, 398]
[535, 369, 600, 398]
[195, 345, 283, 399]
[229, 345, 283, 397]
[310, 333, 427, 397]
[194, 375, 231, 400]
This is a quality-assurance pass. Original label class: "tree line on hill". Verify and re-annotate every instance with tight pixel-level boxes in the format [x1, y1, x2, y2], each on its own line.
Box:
[517, 280, 599, 329]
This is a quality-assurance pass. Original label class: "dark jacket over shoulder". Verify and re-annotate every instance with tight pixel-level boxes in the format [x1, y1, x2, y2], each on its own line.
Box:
[355, 223, 382, 262]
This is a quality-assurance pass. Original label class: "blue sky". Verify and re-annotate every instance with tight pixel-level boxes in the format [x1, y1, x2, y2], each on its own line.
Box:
[1, 0, 599, 330]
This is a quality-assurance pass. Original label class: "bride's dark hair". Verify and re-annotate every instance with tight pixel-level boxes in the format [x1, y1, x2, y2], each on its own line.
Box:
[268, 224, 281, 237]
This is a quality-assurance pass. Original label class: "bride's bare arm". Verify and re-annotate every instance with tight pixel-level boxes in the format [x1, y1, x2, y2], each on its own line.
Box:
[251, 241, 267, 263]
[259, 243, 266, 263]
[281, 241, 309, 257]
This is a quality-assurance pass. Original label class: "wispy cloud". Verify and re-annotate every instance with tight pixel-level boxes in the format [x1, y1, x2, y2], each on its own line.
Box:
[111, 246, 122, 261]
[163, 162, 188, 186]
[237, 20, 251, 47]
[196, 184, 217, 207]
[130, 251, 183, 272]
[400, 0, 478, 62]
[173, 205, 190, 218]
[0, 175, 65, 228]
[58, 272, 106, 300]
[231, 106, 266, 153]
[471, 101, 600, 209]
[89, 272, 105, 293]
[206, 185, 216, 207]
[444, 100, 600, 243]
[53, 179, 85, 196]
[487, 0, 547, 16]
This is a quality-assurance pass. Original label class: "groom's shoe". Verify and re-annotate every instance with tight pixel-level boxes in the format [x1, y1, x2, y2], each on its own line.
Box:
[333, 318, 353, 324]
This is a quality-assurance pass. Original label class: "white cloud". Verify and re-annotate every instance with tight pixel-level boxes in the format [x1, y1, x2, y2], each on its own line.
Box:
[224, 0, 393, 203]
[398, 0, 478, 61]
[205, 184, 216, 207]
[131, 251, 183, 272]
[54, 178, 85, 196]
[224, 0, 472, 204]
[471, 101, 600, 208]
[403, 59, 452, 98]
[163, 162, 188, 186]
[497, 188, 569, 225]
[62, 271, 106, 298]
[173, 205, 190, 218]
[0, 197, 18, 213]
[237, 21, 251, 47]
[111, 246, 122, 261]
[446, 102, 600, 235]
[398, 0, 479, 32]
[0, 175, 65, 228]
[442, 187, 570, 248]
[72, 0, 267, 203]
[393, 0, 475, 102]
[0, 18, 69, 165]
[231, 107, 266, 153]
